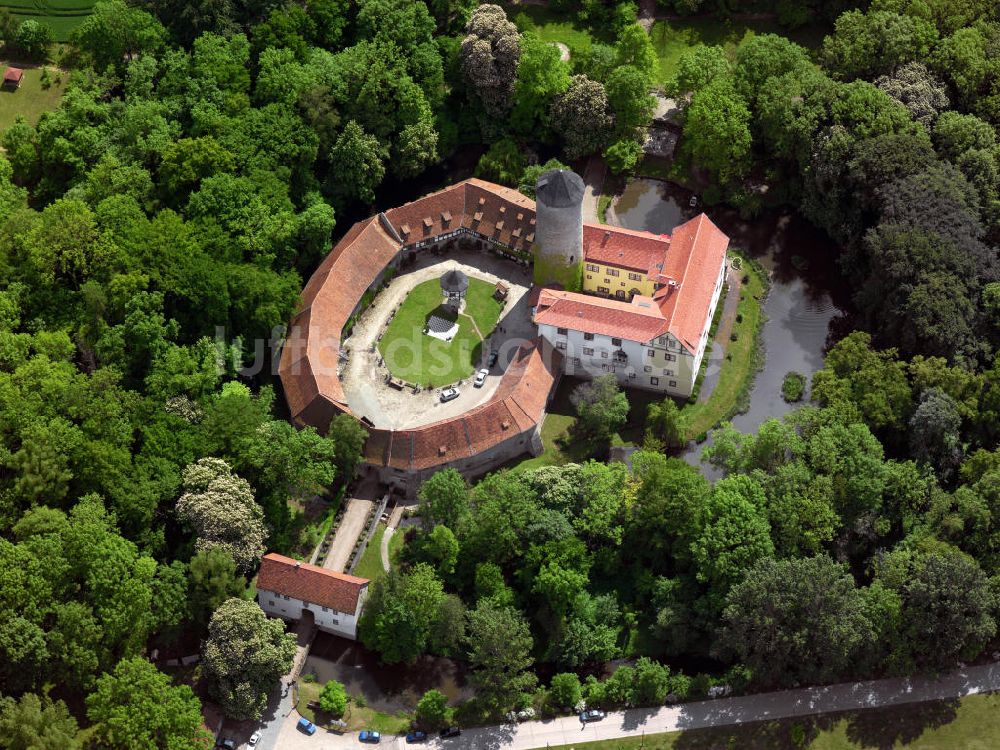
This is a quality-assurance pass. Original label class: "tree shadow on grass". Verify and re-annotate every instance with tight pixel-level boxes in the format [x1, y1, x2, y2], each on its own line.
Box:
[673, 714, 840, 750]
[842, 699, 960, 749]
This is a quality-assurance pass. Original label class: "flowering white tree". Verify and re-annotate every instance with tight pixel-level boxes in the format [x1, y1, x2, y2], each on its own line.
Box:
[176, 458, 267, 574]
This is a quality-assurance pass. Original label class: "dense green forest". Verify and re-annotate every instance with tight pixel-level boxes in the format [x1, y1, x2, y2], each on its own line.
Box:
[3, 0, 1000, 745]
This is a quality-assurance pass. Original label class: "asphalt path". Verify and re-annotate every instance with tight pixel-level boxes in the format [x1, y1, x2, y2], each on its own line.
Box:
[267, 661, 1000, 749]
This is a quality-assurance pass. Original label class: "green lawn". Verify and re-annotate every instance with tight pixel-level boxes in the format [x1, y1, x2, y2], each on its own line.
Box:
[296, 680, 411, 734]
[352, 523, 405, 582]
[508, 4, 829, 87]
[650, 17, 828, 84]
[507, 4, 613, 58]
[0, 63, 67, 131]
[550, 694, 1000, 749]
[378, 277, 502, 388]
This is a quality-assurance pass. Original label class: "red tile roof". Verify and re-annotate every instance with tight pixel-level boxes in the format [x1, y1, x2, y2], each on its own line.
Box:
[582, 224, 670, 273]
[534, 288, 671, 343]
[364, 338, 561, 471]
[3, 68, 23, 83]
[257, 553, 368, 613]
[658, 214, 729, 351]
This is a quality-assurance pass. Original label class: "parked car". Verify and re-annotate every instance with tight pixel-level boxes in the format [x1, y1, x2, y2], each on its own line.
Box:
[439, 726, 461, 738]
[473, 369, 489, 387]
[297, 718, 317, 735]
[488, 351, 499, 367]
[580, 709, 606, 723]
[405, 730, 428, 743]
[439, 387, 460, 402]
[216, 739, 237, 750]
[359, 730, 381, 744]
[248, 731, 261, 747]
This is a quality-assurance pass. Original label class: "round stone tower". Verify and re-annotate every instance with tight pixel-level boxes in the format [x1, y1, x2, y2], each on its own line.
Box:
[533, 169, 585, 291]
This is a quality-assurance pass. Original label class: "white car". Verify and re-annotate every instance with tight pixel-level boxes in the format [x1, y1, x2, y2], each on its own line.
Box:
[440, 387, 460, 402]
[248, 731, 261, 747]
[473, 369, 489, 387]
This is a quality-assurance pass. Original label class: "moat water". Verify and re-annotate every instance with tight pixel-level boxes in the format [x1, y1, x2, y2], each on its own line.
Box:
[613, 178, 848, 470]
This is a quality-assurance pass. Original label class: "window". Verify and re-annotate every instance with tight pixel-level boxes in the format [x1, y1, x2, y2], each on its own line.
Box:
[629, 372, 636, 379]
[586, 263, 600, 272]
[583, 347, 594, 356]
[283, 594, 291, 600]
[598, 286, 610, 294]
[664, 369, 674, 376]
[602, 364, 616, 372]
[583, 332, 594, 341]
[647, 349, 654, 358]
[611, 338, 622, 346]
[669, 380, 677, 387]
[322, 606, 329, 612]
[603, 279, 610, 285]
[557, 327, 568, 335]
[651, 377, 659, 386]
[601, 351, 609, 359]
[586, 274, 592, 280]
[665, 353, 676, 362]
[628, 272, 642, 281]
[644, 365, 652, 373]
[268, 600, 275, 606]
[572, 357, 581, 366]
[556, 341, 567, 350]
[608, 269, 620, 277]
[620, 281, 626, 286]
[303, 602, 311, 609]
[331, 618, 339, 625]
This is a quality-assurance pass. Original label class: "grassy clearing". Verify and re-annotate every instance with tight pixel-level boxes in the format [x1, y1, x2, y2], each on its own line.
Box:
[296, 681, 412, 734]
[353, 523, 404, 582]
[650, 17, 829, 84]
[378, 277, 502, 388]
[549, 694, 1000, 750]
[0, 63, 67, 131]
[680, 254, 765, 439]
[507, 4, 613, 57]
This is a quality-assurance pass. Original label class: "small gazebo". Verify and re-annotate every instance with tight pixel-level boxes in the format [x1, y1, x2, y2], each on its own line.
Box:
[3, 68, 24, 90]
[440, 269, 469, 303]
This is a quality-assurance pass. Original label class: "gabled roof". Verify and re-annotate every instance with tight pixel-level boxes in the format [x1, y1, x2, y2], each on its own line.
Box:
[582, 224, 670, 274]
[533, 288, 671, 343]
[257, 553, 369, 613]
[363, 338, 560, 471]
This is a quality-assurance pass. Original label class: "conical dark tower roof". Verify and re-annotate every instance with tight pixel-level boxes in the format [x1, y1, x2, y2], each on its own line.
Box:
[440, 268, 469, 293]
[536, 169, 585, 208]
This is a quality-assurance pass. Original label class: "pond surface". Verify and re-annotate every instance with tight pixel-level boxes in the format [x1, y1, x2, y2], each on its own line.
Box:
[302, 632, 473, 713]
[613, 179, 848, 467]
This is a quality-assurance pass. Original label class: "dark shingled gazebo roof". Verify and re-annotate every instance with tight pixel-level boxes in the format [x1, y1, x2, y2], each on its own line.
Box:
[536, 169, 585, 208]
[440, 268, 469, 294]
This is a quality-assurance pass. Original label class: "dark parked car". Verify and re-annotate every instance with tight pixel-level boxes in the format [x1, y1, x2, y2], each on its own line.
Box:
[359, 730, 381, 744]
[216, 740, 237, 750]
[580, 709, 606, 722]
[439, 726, 462, 738]
[488, 351, 499, 367]
[405, 730, 428, 743]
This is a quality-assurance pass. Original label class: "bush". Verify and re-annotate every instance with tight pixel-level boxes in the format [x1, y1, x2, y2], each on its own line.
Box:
[319, 680, 347, 717]
[729, 332, 738, 341]
[14, 20, 51, 61]
[782, 371, 806, 403]
[415, 689, 449, 729]
[548, 672, 582, 708]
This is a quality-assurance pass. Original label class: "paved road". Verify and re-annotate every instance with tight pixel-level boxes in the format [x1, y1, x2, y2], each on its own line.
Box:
[324, 476, 383, 572]
[580, 156, 606, 224]
[270, 661, 1000, 749]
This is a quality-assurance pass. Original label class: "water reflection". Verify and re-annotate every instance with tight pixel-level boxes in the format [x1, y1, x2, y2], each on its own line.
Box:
[612, 179, 846, 467]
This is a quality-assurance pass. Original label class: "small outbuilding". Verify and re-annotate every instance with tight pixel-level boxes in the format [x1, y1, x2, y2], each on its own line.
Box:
[3, 67, 24, 89]
[440, 268, 469, 302]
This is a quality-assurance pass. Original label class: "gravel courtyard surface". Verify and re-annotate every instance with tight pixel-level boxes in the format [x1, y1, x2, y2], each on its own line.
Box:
[340, 246, 535, 430]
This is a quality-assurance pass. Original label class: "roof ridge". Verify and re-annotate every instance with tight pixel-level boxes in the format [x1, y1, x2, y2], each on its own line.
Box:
[663, 214, 706, 350]
[262, 553, 370, 584]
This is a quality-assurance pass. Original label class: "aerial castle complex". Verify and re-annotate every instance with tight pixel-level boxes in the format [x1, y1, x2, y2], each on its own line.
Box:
[280, 170, 728, 494]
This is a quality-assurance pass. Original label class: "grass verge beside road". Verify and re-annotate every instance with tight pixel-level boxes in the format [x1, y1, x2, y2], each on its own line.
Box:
[352, 523, 405, 582]
[548, 694, 1000, 750]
